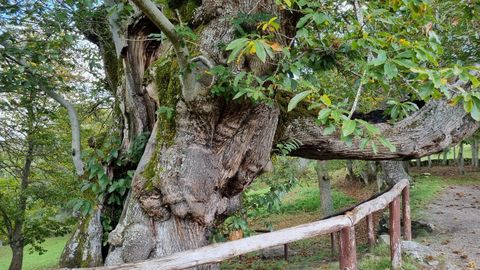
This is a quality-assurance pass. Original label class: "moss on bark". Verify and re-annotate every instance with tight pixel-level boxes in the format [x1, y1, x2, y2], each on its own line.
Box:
[153, 0, 201, 22]
[140, 56, 181, 189]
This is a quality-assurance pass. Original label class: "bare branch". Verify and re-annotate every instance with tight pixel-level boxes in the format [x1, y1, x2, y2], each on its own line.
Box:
[43, 89, 84, 176]
[347, 70, 366, 119]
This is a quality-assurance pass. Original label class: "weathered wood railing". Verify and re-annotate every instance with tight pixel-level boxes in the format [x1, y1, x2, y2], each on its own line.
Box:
[84, 179, 410, 270]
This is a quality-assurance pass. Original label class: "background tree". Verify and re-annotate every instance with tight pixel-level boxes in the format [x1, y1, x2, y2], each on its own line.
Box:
[0, 1, 108, 268]
[0, 88, 77, 270]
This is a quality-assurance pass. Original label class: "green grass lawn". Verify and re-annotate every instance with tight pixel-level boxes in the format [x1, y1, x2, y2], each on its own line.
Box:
[0, 236, 69, 270]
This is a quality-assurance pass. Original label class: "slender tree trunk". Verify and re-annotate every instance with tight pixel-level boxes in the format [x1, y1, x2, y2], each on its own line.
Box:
[459, 142, 465, 175]
[366, 161, 377, 183]
[9, 245, 24, 270]
[442, 148, 449, 165]
[381, 161, 410, 186]
[427, 155, 432, 168]
[472, 139, 478, 168]
[453, 146, 457, 164]
[9, 112, 34, 270]
[314, 160, 336, 255]
[415, 158, 421, 167]
[346, 160, 355, 181]
[315, 161, 333, 217]
[402, 161, 410, 175]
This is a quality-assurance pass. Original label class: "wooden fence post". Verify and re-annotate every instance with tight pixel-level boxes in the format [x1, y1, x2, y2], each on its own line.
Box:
[330, 232, 337, 256]
[402, 186, 412, 240]
[366, 214, 375, 249]
[389, 197, 401, 270]
[339, 226, 357, 270]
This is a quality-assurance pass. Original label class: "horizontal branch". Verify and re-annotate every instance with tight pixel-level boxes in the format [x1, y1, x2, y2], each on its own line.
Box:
[282, 98, 479, 160]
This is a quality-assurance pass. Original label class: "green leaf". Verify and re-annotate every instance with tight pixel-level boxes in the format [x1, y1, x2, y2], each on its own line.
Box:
[318, 108, 331, 120]
[227, 45, 244, 63]
[360, 138, 370, 150]
[371, 141, 378, 154]
[288, 90, 312, 112]
[392, 59, 416, 69]
[296, 14, 313, 28]
[384, 61, 398, 79]
[378, 136, 396, 152]
[233, 71, 246, 87]
[320, 94, 332, 106]
[342, 119, 356, 137]
[471, 104, 480, 121]
[468, 73, 480, 88]
[323, 124, 336, 135]
[313, 13, 331, 25]
[471, 97, 480, 121]
[226, 38, 249, 51]
[369, 50, 387, 66]
[254, 40, 267, 63]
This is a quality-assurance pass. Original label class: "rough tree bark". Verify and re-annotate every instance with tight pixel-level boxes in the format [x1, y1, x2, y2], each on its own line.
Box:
[282, 97, 480, 160]
[315, 161, 334, 218]
[62, 0, 480, 268]
[102, 1, 285, 268]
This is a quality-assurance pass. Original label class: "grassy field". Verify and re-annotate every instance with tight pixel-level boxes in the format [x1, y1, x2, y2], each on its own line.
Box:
[0, 236, 69, 270]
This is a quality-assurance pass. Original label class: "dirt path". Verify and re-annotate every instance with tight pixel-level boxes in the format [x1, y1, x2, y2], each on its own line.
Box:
[421, 185, 480, 269]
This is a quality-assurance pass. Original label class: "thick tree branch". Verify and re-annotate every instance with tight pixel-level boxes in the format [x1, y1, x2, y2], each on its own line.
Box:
[282, 98, 479, 160]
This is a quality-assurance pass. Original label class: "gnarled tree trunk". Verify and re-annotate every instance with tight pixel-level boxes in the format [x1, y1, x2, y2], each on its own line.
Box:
[102, 1, 283, 267]
[62, 0, 480, 268]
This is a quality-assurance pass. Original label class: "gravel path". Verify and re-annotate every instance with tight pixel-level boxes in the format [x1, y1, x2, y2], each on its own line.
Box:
[421, 185, 480, 269]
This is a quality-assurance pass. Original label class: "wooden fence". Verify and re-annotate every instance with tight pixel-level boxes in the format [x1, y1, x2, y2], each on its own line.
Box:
[84, 179, 410, 270]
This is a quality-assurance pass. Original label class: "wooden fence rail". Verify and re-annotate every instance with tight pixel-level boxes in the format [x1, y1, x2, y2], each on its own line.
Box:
[80, 179, 410, 270]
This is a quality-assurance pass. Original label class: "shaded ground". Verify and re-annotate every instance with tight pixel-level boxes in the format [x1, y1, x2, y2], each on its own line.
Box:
[420, 185, 480, 270]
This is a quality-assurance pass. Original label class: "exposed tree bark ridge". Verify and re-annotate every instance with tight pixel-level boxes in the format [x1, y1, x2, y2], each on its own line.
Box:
[59, 209, 103, 268]
[283, 97, 480, 160]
